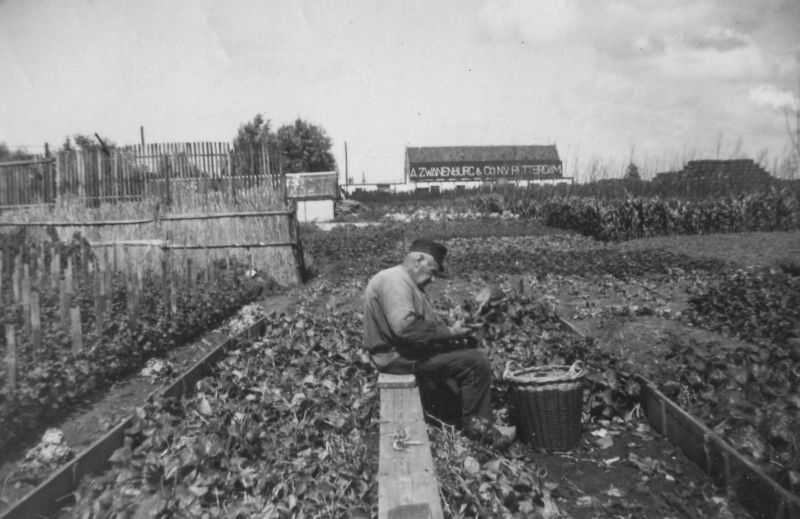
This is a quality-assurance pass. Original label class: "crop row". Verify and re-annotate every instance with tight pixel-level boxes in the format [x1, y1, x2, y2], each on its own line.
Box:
[0, 234, 269, 450]
[537, 189, 800, 241]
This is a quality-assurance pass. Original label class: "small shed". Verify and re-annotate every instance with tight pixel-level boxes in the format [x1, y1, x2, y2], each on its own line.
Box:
[286, 171, 339, 222]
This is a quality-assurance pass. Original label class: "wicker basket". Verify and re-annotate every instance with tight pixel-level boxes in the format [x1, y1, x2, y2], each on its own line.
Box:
[504, 361, 586, 451]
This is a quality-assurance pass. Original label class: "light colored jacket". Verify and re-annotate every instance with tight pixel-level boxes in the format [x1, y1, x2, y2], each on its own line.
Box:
[362, 265, 456, 369]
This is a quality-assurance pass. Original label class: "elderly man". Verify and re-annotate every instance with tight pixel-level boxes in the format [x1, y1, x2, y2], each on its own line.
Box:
[363, 238, 510, 448]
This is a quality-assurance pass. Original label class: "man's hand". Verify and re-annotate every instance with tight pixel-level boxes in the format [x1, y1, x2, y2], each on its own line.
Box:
[449, 319, 473, 337]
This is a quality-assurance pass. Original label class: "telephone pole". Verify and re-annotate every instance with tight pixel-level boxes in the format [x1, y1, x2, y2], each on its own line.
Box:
[344, 141, 349, 191]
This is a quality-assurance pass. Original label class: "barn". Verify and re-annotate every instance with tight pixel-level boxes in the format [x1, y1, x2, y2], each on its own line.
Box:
[404, 145, 571, 192]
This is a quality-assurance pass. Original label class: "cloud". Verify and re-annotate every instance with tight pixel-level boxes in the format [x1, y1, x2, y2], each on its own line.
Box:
[749, 84, 798, 111]
[686, 26, 750, 52]
[477, 0, 579, 44]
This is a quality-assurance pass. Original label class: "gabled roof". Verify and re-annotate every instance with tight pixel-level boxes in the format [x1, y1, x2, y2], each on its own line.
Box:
[406, 145, 560, 163]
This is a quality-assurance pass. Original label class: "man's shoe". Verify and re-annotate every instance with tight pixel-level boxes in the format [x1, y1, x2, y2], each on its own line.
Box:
[463, 417, 514, 451]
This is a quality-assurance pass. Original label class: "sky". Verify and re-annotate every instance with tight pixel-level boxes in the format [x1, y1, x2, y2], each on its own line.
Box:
[1, 0, 799, 182]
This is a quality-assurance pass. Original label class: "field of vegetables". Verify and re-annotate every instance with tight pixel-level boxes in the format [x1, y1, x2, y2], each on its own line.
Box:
[2, 194, 799, 517]
[0, 230, 275, 451]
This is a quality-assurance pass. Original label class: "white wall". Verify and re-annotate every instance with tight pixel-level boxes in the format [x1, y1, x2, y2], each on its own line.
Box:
[296, 199, 335, 222]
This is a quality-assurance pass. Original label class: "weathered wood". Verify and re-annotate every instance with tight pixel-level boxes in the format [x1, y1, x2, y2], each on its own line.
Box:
[59, 279, 70, 329]
[0, 415, 133, 519]
[71, 306, 83, 352]
[30, 290, 41, 355]
[65, 255, 73, 294]
[94, 267, 104, 333]
[21, 264, 31, 333]
[12, 255, 21, 302]
[5, 324, 16, 395]
[378, 375, 443, 519]
[378, 373, 417, 389]
[636, 376, 800, 519]
[51, 250, 61, 290]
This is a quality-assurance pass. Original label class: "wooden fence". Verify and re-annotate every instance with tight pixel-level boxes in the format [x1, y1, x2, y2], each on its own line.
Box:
[0, 142, 285, 209]
[0, 236, 281, 399]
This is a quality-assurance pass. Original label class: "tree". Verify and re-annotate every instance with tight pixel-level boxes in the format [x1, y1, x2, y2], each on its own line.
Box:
[60, 134, 116, 153]
[625, 162, 641, 180]
[276, 118, 337, 173]
[232, 114, 277, 177]
[233, 114, 275, 150]
[0, 143, 33, 161]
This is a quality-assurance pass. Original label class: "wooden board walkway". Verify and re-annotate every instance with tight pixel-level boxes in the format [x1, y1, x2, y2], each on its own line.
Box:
[377, 373, 444, 519]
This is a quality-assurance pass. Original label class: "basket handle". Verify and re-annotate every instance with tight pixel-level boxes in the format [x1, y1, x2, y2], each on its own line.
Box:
[567, 360, 584, 377]
[503, 360, 586, 381]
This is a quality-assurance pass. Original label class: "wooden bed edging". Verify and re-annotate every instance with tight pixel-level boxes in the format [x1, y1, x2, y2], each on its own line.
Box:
[557, 316, 799, 518]
[0, 317, 269, 519]
[377, 373, 444, 519]
[636, 375, 800, 519]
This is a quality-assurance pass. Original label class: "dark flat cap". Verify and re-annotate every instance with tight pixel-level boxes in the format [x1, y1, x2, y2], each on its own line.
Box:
[409, 238, 447, 272]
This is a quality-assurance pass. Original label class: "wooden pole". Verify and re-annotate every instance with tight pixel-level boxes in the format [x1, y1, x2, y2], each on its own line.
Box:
[60, 278, 70, 330]
[0, 250, 3, 306]
[186, 257, 193, 292]
[31, 290, 41, 357]
[71, 306, 83, 352]
[65, 255, 73, 294]
[12, 255, 21, 302]
[51, 247, 60, 290]
[94, 263, 104, 334]
[36, 248, 45, 292]
[5, 324, 16, 395]
[161, 250, 170, 315]
[22, 264, 31, 334]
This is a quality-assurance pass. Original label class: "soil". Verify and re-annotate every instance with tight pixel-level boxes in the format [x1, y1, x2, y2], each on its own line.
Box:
[2, 229, 795, 517]
[0, 291, 296, 514]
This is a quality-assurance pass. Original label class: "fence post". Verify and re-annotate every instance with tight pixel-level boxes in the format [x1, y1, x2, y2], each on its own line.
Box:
[60, 278, 70, 330]
[31, 290, 41, 357]
[161, 248, 170, 315]
[37, 247, 46, 292]
[94, 260, 104, 334]
[55, 151, 61, 204]
[5, 324, 16, 396]
[186, 257, 193, 293]
[228, 149, 235, 202]
[66, 255, 73, 294]
[51, 247, 60, 290]
[12, 255, 21, 303]
[287, 209, 306, 283]
[71, 306, 83, 352]
[22, 264, 31, 334]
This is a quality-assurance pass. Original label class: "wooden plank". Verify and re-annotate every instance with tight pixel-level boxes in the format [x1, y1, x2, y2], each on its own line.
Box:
[378, 384, 443, 519]
[30, 290, 41, 356]
[0, 416, 132, 519]
[378, 373, 417, 389]
[5, 324, 16, 395]
[0, 210, 293, 227]
[635, 376, 800, 519]
[70, 306, 83, 352]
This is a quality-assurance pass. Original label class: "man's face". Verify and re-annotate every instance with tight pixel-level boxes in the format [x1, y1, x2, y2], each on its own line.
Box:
[414, 253, 440, 288]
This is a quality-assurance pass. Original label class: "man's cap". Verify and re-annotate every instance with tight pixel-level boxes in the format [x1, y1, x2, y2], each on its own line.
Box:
[409, 238, 447, 273]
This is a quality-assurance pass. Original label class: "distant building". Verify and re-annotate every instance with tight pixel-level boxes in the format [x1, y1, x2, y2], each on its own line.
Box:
[404, 145, 571, 192]
[653, 159, 774, 194]
[341, 182, 409, 196]
[286, 171, 338, 222]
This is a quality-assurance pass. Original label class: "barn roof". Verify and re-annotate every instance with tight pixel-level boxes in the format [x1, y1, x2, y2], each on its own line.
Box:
[406, 145, 560, 163]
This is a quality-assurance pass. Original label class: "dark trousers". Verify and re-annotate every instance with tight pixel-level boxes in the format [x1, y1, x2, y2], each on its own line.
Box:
[382, 349, 492, 426]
